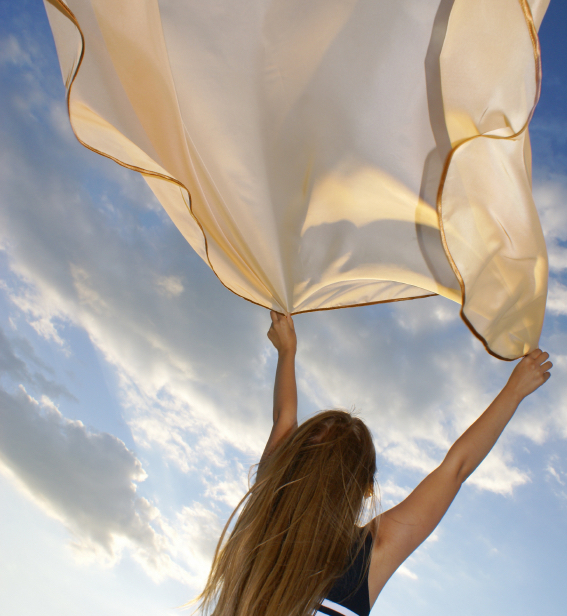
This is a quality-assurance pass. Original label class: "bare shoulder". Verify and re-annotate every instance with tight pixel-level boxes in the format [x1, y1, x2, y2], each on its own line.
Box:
[365, 509, 428, 607]
[365, 517, 378, 542]
[366, 462, 462, 608]
[365, 515, 396, 608]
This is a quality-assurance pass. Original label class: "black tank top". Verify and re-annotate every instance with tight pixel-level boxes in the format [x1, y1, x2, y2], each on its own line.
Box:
[314, 530, 373, 616]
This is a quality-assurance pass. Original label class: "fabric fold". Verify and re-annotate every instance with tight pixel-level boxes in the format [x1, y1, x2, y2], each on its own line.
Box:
[437, 0, 548, 358]
[42, 0, 549, 359]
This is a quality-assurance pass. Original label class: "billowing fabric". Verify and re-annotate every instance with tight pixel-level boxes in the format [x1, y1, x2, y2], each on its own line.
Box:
[43, 0, 550, 359]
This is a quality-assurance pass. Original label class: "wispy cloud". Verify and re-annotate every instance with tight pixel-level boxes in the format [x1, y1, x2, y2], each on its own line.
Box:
[0, 383, 228, 586]
[0, 387, 157, 558]
[547, 280, 567, 315]
[0, 324, 75, 400]
[295, 299, 541, 495]
[533, 177, 567, 275]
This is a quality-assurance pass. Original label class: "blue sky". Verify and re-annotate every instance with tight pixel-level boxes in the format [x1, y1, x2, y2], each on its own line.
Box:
[1, 1, 566, 615]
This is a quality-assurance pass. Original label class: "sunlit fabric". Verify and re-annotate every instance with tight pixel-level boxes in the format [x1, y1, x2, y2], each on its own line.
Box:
[43, 0, 549, 359]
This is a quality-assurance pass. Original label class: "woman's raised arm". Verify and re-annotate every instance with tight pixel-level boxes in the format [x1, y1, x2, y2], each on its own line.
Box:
[368, 349, 553, 601]
[260, 311, 298, 462]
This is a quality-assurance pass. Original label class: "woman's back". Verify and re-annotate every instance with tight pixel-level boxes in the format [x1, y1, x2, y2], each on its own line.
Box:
[315, 529, 373, 616]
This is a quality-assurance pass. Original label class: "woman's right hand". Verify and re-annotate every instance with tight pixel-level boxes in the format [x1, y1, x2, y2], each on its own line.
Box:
[267, 310, 297, 356]
[504, 348, 552, 403]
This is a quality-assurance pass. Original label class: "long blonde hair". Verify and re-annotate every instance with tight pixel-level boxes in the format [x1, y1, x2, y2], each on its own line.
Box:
[186, 409, 379, 616]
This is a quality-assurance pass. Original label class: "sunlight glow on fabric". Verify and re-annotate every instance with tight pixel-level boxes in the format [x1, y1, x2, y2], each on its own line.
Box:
[43, 0, 550, 360]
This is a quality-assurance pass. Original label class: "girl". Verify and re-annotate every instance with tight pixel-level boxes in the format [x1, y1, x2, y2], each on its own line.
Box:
[190, 311, 552, 616]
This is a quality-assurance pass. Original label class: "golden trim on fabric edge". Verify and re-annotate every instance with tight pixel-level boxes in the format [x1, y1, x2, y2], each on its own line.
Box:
[49, 0, 275, 313]
[290, 293, 438, 317]
[435, 0, 543, 362]
[47, 0, 538, 345]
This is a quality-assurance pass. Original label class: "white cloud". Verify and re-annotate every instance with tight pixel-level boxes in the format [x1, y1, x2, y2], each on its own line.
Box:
[155, 275, 184, 298]
[159, 502, 225, 590]
[533, 178, 567, 272]
[547, 280, 567, 315]
[295, 297, 564, 498]
[397, 564, 418, 580]
[380, 440, 443, 476]
[0, 34, 32, 67]
[0, 325, 75, 400]
[425, 531, 440, 544]
[0, 386, 157, 557]
[536, 353, 567, 439]
[202, 461, 251, 508]
[5, 277, 69, 348]
[71, 264, 110, 314]
[0, 383, 223, 586]
[544, 454, 567, 505]
[378, 478, 411, 504]
[546, 462, 565, 486]
[465, 445, 530, 495]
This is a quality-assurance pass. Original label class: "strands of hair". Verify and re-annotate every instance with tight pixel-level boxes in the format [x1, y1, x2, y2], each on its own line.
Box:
[184, 409, 379, 616]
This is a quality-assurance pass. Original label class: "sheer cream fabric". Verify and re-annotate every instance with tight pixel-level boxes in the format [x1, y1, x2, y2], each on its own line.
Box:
[44, 0, 549, 359]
